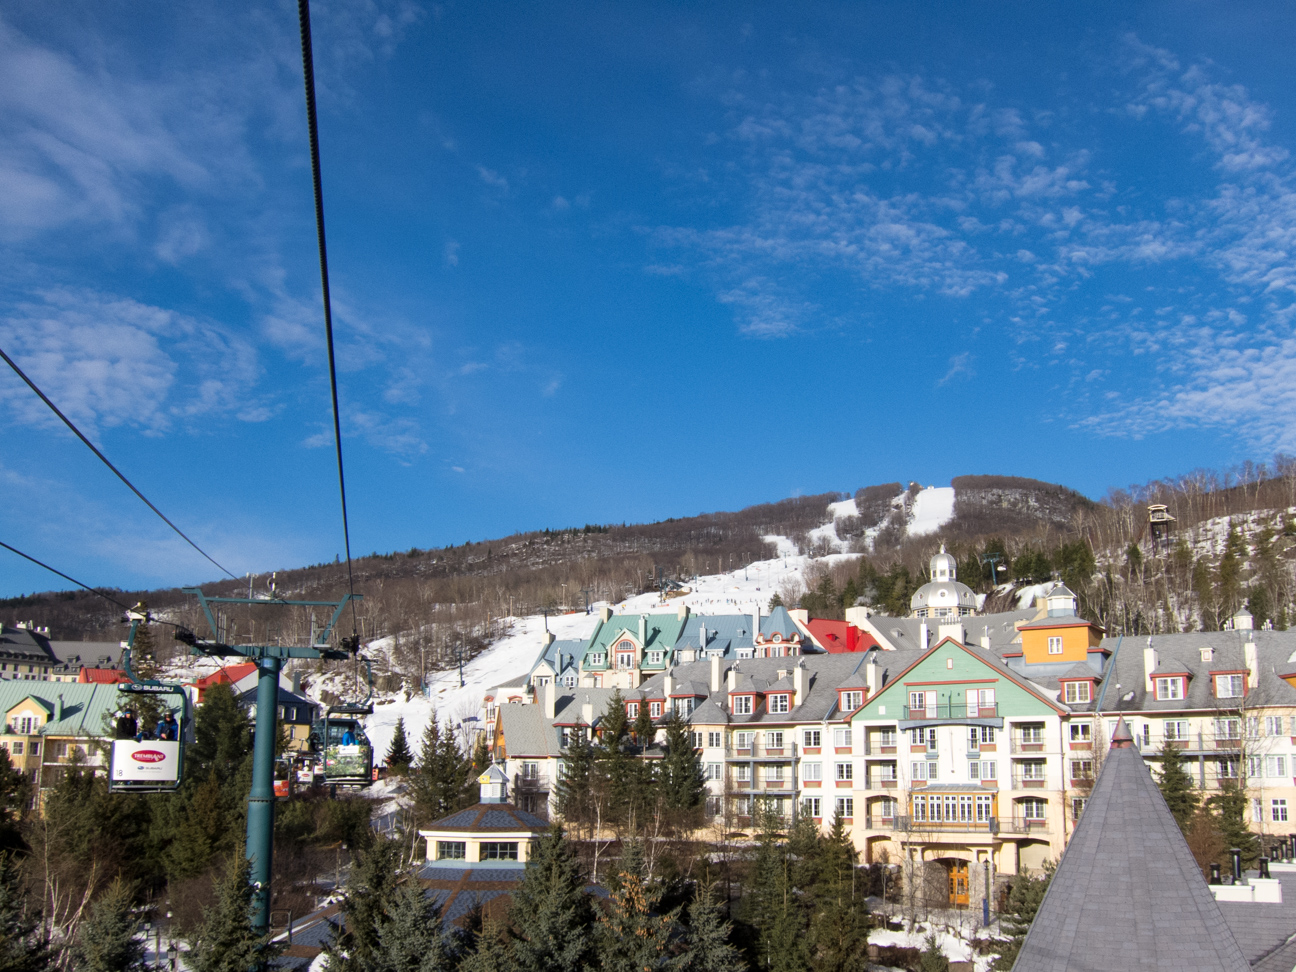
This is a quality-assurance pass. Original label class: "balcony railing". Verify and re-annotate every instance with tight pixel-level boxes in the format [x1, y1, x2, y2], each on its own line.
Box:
[726, 741, 799, 761]
[513, 773, 547, 792]
[876, 816, 1049, 834]
[902, 703, 999, 721]
[727, 777, 797, 793]
[1010, 737, 1048, 754]
[1135, 732, 1244, 754]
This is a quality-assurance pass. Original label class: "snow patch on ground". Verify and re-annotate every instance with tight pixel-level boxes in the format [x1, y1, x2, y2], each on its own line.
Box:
[762, 534, 800, 558]
[828, 498, 859, 519]
[908, 486, 956, 537]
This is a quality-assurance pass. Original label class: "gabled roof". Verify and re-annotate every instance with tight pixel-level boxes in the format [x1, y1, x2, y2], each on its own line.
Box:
[0, 682, 124, 737]
[1018, 613, 1103, 631]
[421, 801, 548, 834]
[1014, 721, 1250, 972]
[760, 607, 801, 640]
[1058, 663, 1100, 681]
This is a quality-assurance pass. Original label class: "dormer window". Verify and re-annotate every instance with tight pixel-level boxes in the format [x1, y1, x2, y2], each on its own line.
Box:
[647, 651, 663, 666]
[1214, 674, 1245, 699]
[1154, 677, 1184, 701]
[1064, 681, 1092, 704]
[772, 633, 783, 643]
[733, 695, 754, 715]
[649, 701, 662, 718]
[626, 702, 639, 718]
[768, 694, 790, 714]
[588, 652, 606, 667]
[1200, 647, 1214, 663]
[617, 650, 635, 669]
[841, 690, 863, 712]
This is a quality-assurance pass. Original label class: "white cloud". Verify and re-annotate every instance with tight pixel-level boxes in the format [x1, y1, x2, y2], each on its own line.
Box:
[476, 165, 509, 193]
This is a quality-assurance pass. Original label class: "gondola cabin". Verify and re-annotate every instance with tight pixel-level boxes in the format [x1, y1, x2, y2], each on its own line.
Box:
[312, 707, 373, 787]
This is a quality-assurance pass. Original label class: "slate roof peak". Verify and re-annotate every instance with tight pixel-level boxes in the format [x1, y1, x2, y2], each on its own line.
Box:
[1110, 716, 1133, 748]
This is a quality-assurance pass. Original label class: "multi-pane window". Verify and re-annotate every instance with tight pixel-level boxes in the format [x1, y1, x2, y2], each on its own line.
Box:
[802, 762, 823, 782]
[1219, 757, 1240, 779]
[1215, 674, 1244, 699]
[690, 732, 704, 749]
[879, 728, 898, 747]
[1214, 718, 1241, 740]
[765, 731, 784, 749]
[734, 765, 751, 782]
[803, 730, 821, 748]
[966, 689, 996, 712]
[911, 760, 938, 781]
[1253, 797, 1264, 822]
[968, 760, 997, 781]
[1021, 798, 1047, 820]
[480, 842, 519, 860]
[769, 694, 790, 714]
[436, 841, 466, 860]
[1019, 724, 1044, 744]
[588, 653, 606, 666]
[1164, 720, 1190, 741]
[1019, 760, 1046, 781]
[968, 726, 995, 751]
[909, 691, 932, 712]
[705, 763, 723, 781]
[1047, 636, 1063, 655]
[834, 728, 851, 748]
[1266, 716, 1286, 736]
[1071, 797, 1087, 821]
[877, 762, 897, 782]
[649, 701, 662, 718]
[1275, 799, 1290, 823]
[617, 652, 635, 669]
[733, 696, 753, 715]
[835, 797, 854, 819]
[1154, 677, 1184, 701]
[1064, 682, 1091, 704]
[734, 731, 754, 750]
[835, 762, 853, 782]
[802, 797, 822, 819]
[1070, 760, 1094, 782]
[1070, 723, 1092, 742]
[707, 731, 722, 748]
[647, 651, 663, 665]
[912, 727, 938, 750]
[878, 797, 898, 819]
[521, 762, 539, 780]
[1267, 756, 1289, 778]
[765, 765, 785, 783]
[841, 691, 863, 711]
[627, 702, 639, 718]
[676, 697, 696, 717]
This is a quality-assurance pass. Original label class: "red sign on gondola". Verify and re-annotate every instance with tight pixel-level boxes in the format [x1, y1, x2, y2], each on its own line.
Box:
[133, 750, 166, 763]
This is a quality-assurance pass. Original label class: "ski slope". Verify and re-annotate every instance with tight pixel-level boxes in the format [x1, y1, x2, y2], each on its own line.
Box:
[908, 486, 956, 536]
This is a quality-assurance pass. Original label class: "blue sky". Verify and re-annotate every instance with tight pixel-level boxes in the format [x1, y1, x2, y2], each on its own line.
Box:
[2, 0, 1295, 596]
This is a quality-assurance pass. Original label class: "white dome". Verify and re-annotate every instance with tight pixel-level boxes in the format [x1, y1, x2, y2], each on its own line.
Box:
[910, 579, 977, 613]
[929, 544, 957, 583]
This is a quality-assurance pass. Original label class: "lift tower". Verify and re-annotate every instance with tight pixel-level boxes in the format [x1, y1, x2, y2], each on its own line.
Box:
[177, 588, 362, 932]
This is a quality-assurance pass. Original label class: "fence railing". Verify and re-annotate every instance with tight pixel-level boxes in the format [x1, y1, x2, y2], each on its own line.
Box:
[902, 703, 999, 721]
[726, 741, 799, 760]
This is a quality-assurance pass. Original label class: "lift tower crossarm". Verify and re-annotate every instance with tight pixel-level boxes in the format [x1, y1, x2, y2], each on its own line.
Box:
[178, 588, 362, 933]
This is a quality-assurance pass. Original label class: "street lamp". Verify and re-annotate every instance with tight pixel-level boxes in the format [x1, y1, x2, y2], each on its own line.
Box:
[167, 943, 178, 972]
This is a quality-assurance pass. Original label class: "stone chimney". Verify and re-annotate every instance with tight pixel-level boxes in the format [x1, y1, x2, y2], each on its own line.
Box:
[677, 603, 689, 622]
[599, 605, 613, 622]
[1143, 642, 1158, 693]
[710, 654, 722, 693]
[793, 660, 806, 707]
[544, 679, 556, 719]
[1245, 640, 1259, 685]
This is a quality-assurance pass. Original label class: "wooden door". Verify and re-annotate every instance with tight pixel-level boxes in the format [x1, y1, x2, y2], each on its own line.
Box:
[949, 862, 969, 906]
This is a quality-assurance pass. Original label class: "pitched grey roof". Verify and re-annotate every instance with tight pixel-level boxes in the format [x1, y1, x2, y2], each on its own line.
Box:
[673, 614, 757, 657]
[422, 801, 548, 833]
[861, 610, 1036, 652]
[1217, 870, 1296, 969]
[1013, 728, 1250, 972]
[1058, 662, 1099, 681]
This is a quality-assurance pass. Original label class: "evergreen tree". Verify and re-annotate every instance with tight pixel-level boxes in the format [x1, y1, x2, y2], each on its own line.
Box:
[596, 849, 684, 972]
[71, 878, 146, 972]
[326, 837, 404, 971]
[991, 866, 1052, 971]
[740, 837, 807, 972]
[510, 826, 597, 972]
[187, 855, 281, 972]
[594, 692, 637, 826]
[0, 751, 28, 854]
[633, 700, 654, 750]
[1216, 525, 1246, 621]
[459, 918, 512, 972]
[806, 816, 869, 972]
[386, 718, 414, 775]
[658, 711, 705, 815]
[1207, 782, 1260, 867]
[0, 853, 50, 972]
[684, 884, 746, 972]
[554, 733, 595, 828]
[918, 933, 949, 972]
[409, 716, 473, 828]
[375, 881, 454, 972]
[1156, 738, 1199, 832]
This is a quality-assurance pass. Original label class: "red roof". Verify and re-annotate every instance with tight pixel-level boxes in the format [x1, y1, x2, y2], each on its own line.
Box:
[804, 618, 878, 654]
[193, 662, 259, 700]
[78, 668, 131, 684]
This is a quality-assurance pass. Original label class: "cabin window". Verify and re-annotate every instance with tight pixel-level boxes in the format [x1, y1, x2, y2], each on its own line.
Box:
[480, 842, 519, 861]
[626, 702, 639, 718]
[588, 653, 606, 667]
[436, 841, 466, 860]
[646, 651, 663, 666]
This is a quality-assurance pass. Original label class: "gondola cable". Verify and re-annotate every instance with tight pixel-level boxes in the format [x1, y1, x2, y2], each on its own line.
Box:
[0, 346, 238, 582]
[297, 0, 358, 644]
[0, 540, 131, 612]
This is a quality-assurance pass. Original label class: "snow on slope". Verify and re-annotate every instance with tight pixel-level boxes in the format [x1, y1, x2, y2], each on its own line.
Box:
[806, 498, 862, 552]
[908, 486, 956, 536]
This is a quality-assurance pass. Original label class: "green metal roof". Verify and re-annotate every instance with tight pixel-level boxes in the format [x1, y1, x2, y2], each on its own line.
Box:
[0, 681, 127, 737]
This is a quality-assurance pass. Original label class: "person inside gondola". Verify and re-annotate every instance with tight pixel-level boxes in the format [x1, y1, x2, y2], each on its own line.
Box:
[155, 710, 179, 741]
[114, 709, 138, 740]
[341, 727, 357, 746]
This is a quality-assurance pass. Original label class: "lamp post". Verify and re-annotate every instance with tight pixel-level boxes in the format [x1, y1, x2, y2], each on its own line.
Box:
[167, 942, 178, 972]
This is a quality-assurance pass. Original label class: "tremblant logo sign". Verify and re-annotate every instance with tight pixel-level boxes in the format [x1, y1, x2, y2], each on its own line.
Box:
[132, 750, 166, 763]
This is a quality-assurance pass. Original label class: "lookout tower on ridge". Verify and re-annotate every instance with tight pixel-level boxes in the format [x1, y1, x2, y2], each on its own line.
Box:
[1147, 505, 1176, 554]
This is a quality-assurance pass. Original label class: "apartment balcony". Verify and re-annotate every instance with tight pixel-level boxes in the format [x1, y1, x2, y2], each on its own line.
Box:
[900, 703, 1001, 728]
[513, 773, 548, 793]
[858, 775, 899, 791]
[880, 816, 1049, 835]
[1135, 732, 1244, 756]
[1010, 775, 1049, 790]
[1010, 738, 1049, 754]
[727, 778, 797, 795]
[726, 741, 799, 761]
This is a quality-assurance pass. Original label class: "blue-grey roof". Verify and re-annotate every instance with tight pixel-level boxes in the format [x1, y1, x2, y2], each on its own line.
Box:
[760, 607, 801, 639]
[423, 801, 548, 833]
[1218, 870, 1296, 970]
[1014, 729, 1250, 972]
[673, 615, 757, 657]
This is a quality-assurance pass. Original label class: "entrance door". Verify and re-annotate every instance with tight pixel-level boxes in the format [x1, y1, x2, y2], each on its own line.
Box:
[948, 861, 969, 907]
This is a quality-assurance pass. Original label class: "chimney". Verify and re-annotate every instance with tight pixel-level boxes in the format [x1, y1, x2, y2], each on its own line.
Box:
[599, 605, 613, 622]
[727, 665, 737, 692]
[544, 679, 556, 719]
[866, 654, 879, 695]
[581, 694, 594, 726]
[710, 654, 722, 693]
[752, 609, 761, 645]
[639, 616, 648, 645]
[55, 695, 64, 722]
[919, 621, 929, 650]
[793, 661, 805, 707]
[980, 630, 991, 650]
[291, 671, 302, 695]
[1143, 643, 1158, 693]
[1245, 640, 1259, 685]
[541, 629, 555, 648]
[699, 621, 708, 650]
[677, 603, 689, 622]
